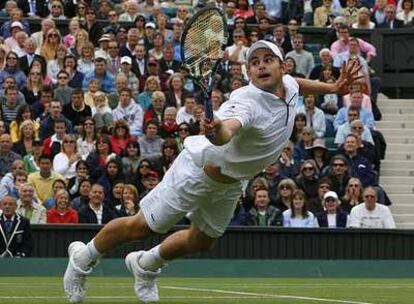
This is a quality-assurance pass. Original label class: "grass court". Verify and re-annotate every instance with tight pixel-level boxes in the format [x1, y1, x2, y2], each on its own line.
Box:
[0, 277, 412, 304]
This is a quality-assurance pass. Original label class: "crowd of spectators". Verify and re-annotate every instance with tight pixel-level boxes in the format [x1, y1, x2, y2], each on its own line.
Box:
[0, 0, 402, 257]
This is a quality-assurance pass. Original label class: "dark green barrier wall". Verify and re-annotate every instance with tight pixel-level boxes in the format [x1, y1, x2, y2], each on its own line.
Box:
[30, 225, 414, 259]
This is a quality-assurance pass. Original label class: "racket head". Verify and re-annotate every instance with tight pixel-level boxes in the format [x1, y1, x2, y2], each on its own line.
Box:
[180, 6, 228, 88]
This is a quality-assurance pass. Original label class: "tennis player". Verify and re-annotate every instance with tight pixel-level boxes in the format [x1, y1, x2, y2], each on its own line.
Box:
[64, 40, 360, 303]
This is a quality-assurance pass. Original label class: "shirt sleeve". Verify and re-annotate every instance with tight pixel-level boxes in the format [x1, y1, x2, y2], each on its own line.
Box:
[215, 98, 255, 129]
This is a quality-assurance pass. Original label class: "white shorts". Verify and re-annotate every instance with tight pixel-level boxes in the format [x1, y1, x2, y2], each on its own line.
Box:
[140, 150, 243, 238]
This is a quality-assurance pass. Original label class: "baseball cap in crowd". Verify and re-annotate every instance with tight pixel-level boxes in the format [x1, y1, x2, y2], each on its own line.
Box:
[145, 170, 159, 180]
[99, 34, 111, 43]
[11, 21, 23, 29]
[120, 56, 132, 65]
[246, 40, 284, 62]
[33, 139, 43, 146]
[148, 57, 158, 66]
[324, 191, 338, 201]
[145, 22, 156, 29]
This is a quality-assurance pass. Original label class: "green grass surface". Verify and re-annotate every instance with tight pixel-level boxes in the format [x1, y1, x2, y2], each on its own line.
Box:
[0, 277, 413, 304]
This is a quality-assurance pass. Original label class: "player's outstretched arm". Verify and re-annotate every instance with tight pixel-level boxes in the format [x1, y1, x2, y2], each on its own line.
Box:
[203, 118, 242, 146]
[296, 60, 362, 95]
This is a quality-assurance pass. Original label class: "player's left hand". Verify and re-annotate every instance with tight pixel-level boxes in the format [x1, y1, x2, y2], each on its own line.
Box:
[335, 60, 364, 93]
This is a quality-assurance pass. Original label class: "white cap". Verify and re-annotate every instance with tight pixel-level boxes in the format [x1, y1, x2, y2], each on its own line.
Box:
[99, 34, 111, 42]
[246, 40, 283, 62]
[11, 21, 23, 29]
[324, 191, 338, 201]
[120, 56, 132, 64]
[145, 22, 156, 29]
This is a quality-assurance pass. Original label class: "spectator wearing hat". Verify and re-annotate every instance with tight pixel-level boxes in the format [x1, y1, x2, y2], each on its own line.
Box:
[82, 57, 116, 94]
[316, 191, 348, 228]
[348, 186, 395, 228]
[141, 57, 169, 92]
[82, 7, 103, 47]
[138, 170, 160, 201]
[306, 138, 331, 173]
[95, 34, 112, 62]
[4, 21, 26, 51]
[0, 8, 30, 39]
[143, 22, 156, 50]
[119, 56, 140, 96]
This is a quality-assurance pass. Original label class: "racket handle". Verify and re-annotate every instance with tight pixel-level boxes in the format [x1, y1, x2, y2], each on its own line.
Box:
[204, 98, 215, 140]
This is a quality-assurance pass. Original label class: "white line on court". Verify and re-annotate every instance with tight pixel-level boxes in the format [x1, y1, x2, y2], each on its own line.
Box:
[163, 285, 376, 304]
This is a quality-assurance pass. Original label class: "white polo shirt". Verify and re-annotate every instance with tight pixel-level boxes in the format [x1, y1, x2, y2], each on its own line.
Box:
[185, 75, 299, 180]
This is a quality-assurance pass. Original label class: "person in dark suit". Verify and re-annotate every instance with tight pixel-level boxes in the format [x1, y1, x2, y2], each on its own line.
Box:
[19, 38, 42, 76]
[316, 191, 348, 228]
[378, 4, 405, 28]
[131, 44, 148, 79]
[0, 195, 33, 258]
[159, 44, 181, 74]
[78, 184, 118, 224]
[17, 0, 49, 18]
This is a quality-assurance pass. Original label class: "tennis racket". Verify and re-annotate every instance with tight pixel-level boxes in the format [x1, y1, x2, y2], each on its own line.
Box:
[180, 6, 228, 122]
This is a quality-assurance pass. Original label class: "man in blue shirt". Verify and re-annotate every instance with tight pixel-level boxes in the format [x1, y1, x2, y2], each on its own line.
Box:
[82, 57, 116, 94]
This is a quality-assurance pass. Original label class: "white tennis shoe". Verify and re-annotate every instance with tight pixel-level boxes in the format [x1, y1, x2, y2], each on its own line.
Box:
[125, 251, 161, 303]
[63, 241, 93, 303]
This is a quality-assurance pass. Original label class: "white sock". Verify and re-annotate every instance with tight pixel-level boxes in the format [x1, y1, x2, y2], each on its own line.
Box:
[74, 239, 102, 270]
[138, 245, 166, 272]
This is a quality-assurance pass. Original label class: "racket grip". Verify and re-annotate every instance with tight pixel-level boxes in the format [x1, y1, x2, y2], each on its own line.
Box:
[204, 98, 215, 140]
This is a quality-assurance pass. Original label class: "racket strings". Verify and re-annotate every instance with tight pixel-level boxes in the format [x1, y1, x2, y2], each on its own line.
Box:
[183, 10, 225, 78]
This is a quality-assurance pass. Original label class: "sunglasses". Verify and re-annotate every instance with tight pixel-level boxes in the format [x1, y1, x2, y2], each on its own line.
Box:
[325, 198, 336, 202]
[140, 164, 150, 169]
[179, 128, 189, 132]
[164, 146, 174, 149]
[64, 140, 75, 143]
[49, 34, 59, 38]
[279, 185, 291, 190]
[59, 76, 68, 80]
[352, 126, 363, 130]
[86, 11, 95, 15]
[109, 14, 117, 17]
[333, 163, 345, 167]
[303, 167, 314, 171]
[364, 195, 375, 198]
